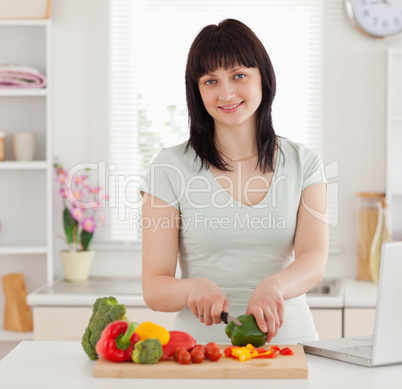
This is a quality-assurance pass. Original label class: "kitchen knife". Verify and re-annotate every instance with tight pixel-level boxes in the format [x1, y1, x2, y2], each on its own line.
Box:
[221, 311, 243, 327]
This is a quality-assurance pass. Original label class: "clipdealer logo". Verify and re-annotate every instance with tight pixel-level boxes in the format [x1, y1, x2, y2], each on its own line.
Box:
[61, 158, 339, 229]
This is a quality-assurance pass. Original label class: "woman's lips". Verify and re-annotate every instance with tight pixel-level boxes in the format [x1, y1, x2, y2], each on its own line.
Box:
[218, 101, 244, 113]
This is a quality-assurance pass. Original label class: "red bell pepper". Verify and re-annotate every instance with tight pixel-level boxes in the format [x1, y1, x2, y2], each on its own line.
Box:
[95, 320, 140, 362]
[270, 345, 281, 353]
[279, 347, 294, 356]
[160, 331, 196, 360]
[224, 346, 240, 358]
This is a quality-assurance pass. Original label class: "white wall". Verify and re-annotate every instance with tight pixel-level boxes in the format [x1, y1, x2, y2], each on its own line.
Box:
[330, 15, 402, 277]
[50, 0, 402, 280]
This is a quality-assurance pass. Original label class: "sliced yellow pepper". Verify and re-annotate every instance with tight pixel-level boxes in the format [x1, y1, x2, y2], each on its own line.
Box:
[134, 321, 170, 346]
[231, 345, 257, 361]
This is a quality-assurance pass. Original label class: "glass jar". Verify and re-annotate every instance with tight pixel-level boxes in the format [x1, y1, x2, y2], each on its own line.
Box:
[356, 192, 385, 280]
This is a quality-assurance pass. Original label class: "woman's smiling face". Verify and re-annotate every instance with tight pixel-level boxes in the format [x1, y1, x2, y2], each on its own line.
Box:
[198, 66, 262, 130]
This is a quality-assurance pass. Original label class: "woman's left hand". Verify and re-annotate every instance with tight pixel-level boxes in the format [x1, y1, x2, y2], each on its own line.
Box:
[246, 277, 285, 343]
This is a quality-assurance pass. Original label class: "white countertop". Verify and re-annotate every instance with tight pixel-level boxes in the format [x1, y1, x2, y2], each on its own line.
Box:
[27, 277, 147, 307]
[0, 341, 400, 389]
[27, 277, 377, 309]
[343, 279, 378, 308]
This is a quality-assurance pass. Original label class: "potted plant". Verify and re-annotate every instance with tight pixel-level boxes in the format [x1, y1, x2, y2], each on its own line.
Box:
[54, 161, 106, 282]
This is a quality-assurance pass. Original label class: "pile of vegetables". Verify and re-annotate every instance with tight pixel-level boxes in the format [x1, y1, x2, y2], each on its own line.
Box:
[81, 297, 222, 365]
[82, 297, 292, 365]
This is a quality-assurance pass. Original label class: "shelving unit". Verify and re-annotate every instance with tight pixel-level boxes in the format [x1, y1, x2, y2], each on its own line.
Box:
[386, 48, 402, 241]
[0, 19, 52, 343]
[0, 89, 47, 97]
[0, 161, 47, 170]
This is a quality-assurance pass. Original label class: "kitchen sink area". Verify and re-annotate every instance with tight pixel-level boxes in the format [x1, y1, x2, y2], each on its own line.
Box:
[306, 278, 343, 308]
[307, 278, 341, 297]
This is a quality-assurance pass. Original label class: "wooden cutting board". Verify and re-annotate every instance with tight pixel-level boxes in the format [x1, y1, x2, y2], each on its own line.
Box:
[93, 344, 307, 379]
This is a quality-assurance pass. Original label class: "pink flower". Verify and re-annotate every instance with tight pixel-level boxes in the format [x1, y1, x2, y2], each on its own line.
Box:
[71, 207, 84, 221]
[98, 211, 105, 225]
[88, 186, 101, 194]
[73, 174, 86, 184]
[57, 173, 66, 184]
[59, 188, 67, 199]
[72, 190, 83, 201]
[82, 217, 96, 233]
[56, 167, 66, 175]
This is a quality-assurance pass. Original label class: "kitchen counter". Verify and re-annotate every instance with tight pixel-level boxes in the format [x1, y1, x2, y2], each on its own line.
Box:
[343, 279, 378, 308]
[0, 341, 401, 389]
[27, 277, 354, 309]
[27, 277, 147, 307]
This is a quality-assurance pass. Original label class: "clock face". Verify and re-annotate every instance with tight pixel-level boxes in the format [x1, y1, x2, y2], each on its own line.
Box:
[347, 0, 402, 37]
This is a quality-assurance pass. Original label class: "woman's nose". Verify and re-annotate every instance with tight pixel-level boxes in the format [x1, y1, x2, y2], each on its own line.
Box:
[218, 81, 235, 101]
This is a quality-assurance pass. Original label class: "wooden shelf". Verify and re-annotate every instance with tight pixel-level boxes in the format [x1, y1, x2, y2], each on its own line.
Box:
[0, 161, 47, 170]
[0, 327, 33, 342]
[0, 246, 47, 255]
[0, 89, 47, 97]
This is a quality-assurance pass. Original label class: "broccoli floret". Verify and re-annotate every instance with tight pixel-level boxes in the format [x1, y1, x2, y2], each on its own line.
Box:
[132, 339, 163, 364]
[82, 296, 128, 360]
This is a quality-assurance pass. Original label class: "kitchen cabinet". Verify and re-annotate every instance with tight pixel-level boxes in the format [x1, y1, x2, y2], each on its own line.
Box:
[343, 308, 376, 338]
[0, 20, 52, 343]
[33, 306, 177, 341]
[310, 309, 343, 340]
[386, 48, 402, 240]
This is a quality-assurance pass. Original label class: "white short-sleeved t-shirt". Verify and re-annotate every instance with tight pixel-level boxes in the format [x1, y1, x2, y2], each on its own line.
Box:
[140, 137, 327, 344]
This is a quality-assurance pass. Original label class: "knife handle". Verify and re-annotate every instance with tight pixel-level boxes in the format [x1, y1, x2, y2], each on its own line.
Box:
[221, 311, 228, 324]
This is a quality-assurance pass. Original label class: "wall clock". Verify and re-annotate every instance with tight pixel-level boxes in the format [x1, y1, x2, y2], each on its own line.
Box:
[345, 0, 402, 38]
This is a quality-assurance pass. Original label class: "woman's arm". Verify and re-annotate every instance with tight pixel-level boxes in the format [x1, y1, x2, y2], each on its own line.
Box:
[141, 192, 229, 325]
[246, 182, 329, 341]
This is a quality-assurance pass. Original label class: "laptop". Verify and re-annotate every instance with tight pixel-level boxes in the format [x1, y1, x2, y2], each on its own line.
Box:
[301, 241, 402, 367]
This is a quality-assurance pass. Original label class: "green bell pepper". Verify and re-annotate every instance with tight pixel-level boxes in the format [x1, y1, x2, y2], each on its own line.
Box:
[225, 314, 267, 347]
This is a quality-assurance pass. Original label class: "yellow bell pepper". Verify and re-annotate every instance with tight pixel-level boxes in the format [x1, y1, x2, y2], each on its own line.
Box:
[230, 344, 259, 362]
[134, 322, 170, 346]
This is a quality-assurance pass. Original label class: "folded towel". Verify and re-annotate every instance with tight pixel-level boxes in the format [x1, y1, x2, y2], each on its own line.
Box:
[0, 64, 46, 88]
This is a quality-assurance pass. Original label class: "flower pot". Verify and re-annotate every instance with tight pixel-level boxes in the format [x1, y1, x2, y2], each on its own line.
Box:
[60, 250, 95, 282]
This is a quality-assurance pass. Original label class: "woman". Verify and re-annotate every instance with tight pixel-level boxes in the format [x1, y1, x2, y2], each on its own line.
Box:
[140, 19, 328, 344]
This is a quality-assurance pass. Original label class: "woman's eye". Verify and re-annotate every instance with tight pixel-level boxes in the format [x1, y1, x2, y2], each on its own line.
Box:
[234, 73, 246, 80]
[204, 80, 216, 85]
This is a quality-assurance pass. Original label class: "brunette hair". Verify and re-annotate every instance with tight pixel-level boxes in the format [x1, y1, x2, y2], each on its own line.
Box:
[185, 18, 277, 173]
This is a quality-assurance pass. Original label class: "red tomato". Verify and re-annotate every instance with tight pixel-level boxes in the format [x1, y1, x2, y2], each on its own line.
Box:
[206, 345, 222, 362]
[279, 347, 294, 356]
[173, 347, 187, 362]
[191, 348, 205, 363]
[191, 344, 206, 356]
[204, 342, 218, 356]
[177, 350, 192, 365]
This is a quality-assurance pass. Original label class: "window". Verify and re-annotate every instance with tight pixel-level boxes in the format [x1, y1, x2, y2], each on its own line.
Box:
[91, 0, 341, 252]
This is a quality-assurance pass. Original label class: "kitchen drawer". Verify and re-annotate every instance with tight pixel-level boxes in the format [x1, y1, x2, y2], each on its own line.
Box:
[310, 308, 343, 340]
[33, 306, 177, 341]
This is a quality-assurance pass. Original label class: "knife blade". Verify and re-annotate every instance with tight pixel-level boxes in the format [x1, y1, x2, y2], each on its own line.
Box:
[221, 311, 243, 327]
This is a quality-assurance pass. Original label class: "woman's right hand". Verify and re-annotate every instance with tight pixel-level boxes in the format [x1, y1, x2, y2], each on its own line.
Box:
[187, 278, 230, 326]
